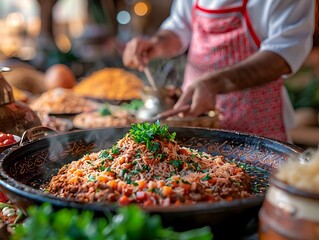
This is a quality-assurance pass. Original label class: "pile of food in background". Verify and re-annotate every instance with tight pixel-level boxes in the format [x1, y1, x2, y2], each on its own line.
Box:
[73, 68, 144, 101]
[5, 62, 219, 132]
[276, 149, 319, 193]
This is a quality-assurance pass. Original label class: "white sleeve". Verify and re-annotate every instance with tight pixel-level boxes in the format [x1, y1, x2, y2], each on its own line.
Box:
[159, 0, 193, 54]
[259, 0, 315, 74]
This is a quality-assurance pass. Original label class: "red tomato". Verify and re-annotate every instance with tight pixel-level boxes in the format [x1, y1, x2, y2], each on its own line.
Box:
[136, 191, 147, 201]
[0, 134, 6, 143]
[6, 134, 14, 140]
[3, 139, 15, 146]
[118, 195, 131, 206]
[0, 132, 17, 146]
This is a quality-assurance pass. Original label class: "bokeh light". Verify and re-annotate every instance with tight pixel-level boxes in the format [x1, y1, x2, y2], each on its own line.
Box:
[116, 11, 131, 25]
[134, 2, 149, 16]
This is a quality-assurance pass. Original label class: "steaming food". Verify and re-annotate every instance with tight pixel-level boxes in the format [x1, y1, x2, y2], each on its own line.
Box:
[48, 122, 252, 206]
[276, 150, 319, 194]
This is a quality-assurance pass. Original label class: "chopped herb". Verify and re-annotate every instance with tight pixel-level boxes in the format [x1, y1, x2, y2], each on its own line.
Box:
[142, 164, 150, 171]
[132, 169, 141, 175]
[149, 141, 161, 154]
[99, 150, 110, 159]
[106, 166, 112, 172]
[120, 99, 144, 111]
[132, 181, 138, 186]
[120, 169, 129, 177]
[99, 166, 105, 171]
[202, 174, 212, 181]
[111, 146, 120, 154]
[159, 153, 167, 161]
[99, 104, 112, 116]
[88, 174, 96, 182]
[181, 179, 191, 185]
[99, 150, 113, 161]
[171, 160, 183, 170]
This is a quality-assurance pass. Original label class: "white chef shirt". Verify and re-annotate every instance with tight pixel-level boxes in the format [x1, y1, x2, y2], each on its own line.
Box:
[160, 0, 315, 141]
[161, 0, 315, 74]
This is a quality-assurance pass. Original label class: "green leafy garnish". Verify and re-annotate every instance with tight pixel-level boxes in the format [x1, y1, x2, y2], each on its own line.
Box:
[129, 122, 176, 150]
[111, 146, 120, 154]
[11, 203, 213, 240]
[98, 104, 112, 116]
[120, 99, 144, 111]
[202, 174, 212, 181]
[88, 174, 96, 182]
[171, 160, 184, 170]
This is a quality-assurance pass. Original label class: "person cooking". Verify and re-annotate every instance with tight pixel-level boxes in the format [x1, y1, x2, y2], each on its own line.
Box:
[123, 0, 315, 142]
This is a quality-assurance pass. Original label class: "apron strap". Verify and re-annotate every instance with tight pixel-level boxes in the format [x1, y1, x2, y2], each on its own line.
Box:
[243, 0, 249, 8]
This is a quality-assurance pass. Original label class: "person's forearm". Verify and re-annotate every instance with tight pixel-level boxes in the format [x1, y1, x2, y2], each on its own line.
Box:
[214, 51, 291, 93]
[150, 30, 183, 59]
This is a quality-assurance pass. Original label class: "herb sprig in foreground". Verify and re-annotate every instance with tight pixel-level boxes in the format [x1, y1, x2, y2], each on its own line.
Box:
[11, 203, 213, 240]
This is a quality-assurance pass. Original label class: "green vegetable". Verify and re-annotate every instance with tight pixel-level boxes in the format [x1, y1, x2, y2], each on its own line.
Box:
[99, 104, 112, 116]
[129, 122, 176, 150]
[11, 203, 213, 240]
[120, 99, 144, 111]
[284, 67, 319, 109]
[202, 174, 212, 181]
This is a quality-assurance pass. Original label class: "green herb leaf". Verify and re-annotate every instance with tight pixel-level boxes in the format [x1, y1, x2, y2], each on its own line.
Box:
[12, 204, 213, 240]
[99, 104, 112, 116]
[202, 174, 212, 181]
[128, 122, 176, 151]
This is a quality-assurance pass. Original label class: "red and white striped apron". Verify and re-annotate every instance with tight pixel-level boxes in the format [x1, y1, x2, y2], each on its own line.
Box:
[183, 0, 287, 141]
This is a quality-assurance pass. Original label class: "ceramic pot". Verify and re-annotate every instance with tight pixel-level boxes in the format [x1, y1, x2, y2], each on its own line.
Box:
[259, 176, 319, 240]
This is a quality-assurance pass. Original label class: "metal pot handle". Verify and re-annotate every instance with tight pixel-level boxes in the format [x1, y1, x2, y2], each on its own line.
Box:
[20, 126, 58, 145]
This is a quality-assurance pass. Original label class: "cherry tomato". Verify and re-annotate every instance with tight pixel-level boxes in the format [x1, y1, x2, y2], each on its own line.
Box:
[3, 139, 15, 146]
[0, 132, 17, 146]
[6, 134, 14, 140]
[0, 134, 6, 142]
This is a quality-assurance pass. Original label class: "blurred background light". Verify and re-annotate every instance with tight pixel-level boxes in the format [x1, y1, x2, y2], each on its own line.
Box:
[134, 1, 149, 17]
[116, 10, 131, 25]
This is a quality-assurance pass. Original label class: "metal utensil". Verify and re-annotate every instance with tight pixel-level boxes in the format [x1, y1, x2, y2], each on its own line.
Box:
[144, 66, 158, 92]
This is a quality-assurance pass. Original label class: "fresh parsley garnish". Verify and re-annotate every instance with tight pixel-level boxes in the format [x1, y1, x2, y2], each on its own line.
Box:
[12, 203, 213, 240]
[128, 122, 176, 150]
[98, 104, 112, 116]
[202, 174, 212, 181]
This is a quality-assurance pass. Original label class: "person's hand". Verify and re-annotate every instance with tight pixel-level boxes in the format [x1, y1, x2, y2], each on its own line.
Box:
[123, 37, 159, 71]
[174, 73, 223, 117]
[123, 30, 183, 72]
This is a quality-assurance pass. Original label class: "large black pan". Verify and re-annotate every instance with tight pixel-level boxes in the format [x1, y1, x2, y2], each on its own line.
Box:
[0, 126, 304, 239]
